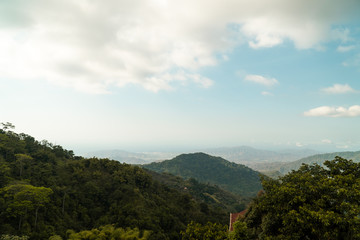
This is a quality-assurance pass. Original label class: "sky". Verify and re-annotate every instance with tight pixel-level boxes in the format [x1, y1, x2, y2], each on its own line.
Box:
[1, 0, 360, 154]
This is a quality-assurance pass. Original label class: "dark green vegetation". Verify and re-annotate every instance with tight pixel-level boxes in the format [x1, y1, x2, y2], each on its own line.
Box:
[180, 220, 250, 240]
[66, 225, 151, 240]
[145, 170, 249, 213]
[180, 157, 360, 239]
[193, 157, 360, 239]
[241, 157, 360, 239]
[180, 221, 229, 240]
[143, 153, 262, 197]
[0, 126, 229, 239]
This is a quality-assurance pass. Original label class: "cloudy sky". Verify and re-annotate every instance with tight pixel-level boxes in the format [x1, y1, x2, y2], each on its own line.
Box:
[1, 0, 360, 154]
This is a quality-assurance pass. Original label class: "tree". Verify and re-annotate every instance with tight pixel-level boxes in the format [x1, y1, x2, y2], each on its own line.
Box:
[1, 183, 53, 231]
[14, 154, 33, 178]
[48, 235, 62, 240]
[0, 128, 231, 239]
[0, 235, 29, 240]
[181, 221, 228, 240]
[241, 157, 360, 239]
[229, 220, 252, 240]
[67, 225, 151, 240]
[0, 158, 11, 187]
[1, 122, 15, 131]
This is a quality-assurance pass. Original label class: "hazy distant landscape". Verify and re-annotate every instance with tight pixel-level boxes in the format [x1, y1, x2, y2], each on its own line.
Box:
[2, 0, 360, 239]
[85, 146, 320, 166]
[85, 147, 360, 177]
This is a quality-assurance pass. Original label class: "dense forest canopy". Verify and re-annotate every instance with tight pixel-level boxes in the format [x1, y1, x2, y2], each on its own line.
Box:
[182, 157, 360, 240]
[0, 125, 229, 239]
[145, 170, 249, 213]
[242, 156, 360, 239]
[2, 123, 359, 239]
[143, 153, 262, 197]
[184, 157, 360, 240]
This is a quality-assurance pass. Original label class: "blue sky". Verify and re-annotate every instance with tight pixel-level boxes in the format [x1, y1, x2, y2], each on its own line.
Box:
[1, 0, 360, 154]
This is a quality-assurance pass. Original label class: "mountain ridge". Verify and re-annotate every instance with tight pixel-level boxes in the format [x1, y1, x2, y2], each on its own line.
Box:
[85, 146, 320, 166]
[279, 150, 360, 174]
[142, 152, 263, 197]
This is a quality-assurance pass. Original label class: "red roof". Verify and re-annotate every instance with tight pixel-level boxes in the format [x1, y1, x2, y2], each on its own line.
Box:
[229, 210, 247, 231]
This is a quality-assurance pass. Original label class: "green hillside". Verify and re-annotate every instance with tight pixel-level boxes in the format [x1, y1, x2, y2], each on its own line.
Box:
[0, 128, 228, 240]
[145, 170, 250, 213]
[279, 150, 360, 174]
[142, 153, 262, 197]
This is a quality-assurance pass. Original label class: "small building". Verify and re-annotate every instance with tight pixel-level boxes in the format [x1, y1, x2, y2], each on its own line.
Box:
[229, 209, 247, 231]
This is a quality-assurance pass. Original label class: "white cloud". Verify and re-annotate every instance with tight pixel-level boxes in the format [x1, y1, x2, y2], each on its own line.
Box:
[190, 74, 214, 88]
[321, 139, 332, 144]
[245, 75, 278, 86]
[321, 84, 356, 94]
[0, 0, 359, 93]
[337, 45, 356, 52]
[261, 91, 274, 96]
[304, 105, 360, 117]
[296, 142, 304, 147]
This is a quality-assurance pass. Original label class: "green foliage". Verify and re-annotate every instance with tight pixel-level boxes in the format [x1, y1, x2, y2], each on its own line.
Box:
[0, 130, 227, 239]
[0, 157, 11, 186]
[228, 221, 251, 240]
[15, 154, 33, 178]
[2, 183, 53, 212]
[242, 157, 360, 239]
[146, 171, 249, 213]
[67, 225, 151, 240]
[1, 183, 53, 234]
[48, 236, 62, 240]
[181, 221, 228, 240]
[143, 153, 262, 196]
[180, 220, 253, 240]
[0, 235, 29, 240]
[1, 122, 15, 131]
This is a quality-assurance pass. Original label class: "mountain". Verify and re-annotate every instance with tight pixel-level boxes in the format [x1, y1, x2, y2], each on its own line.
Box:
[85, 146, 319, 168]
[203, 146, 319, 164]
[0, 129, 229, 240]
[279, 150, 360, 174]
[142, 152, 263, 197]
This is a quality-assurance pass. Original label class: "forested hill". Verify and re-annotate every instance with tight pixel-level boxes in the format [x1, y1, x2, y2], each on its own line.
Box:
[144, 170, 249, 213]
[279, 150, 360, 174]
[142, 153, 262, 197]
[0, 128, 229, 240]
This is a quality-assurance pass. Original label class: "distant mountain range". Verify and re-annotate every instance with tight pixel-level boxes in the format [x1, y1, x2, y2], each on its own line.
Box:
[278, 150, 360, 174]
[201, 146, 319, 164]
[85, 146, 319, 165]
[142, 152, 263, 197]
[86, 147, 360, 179]
[84, 149, 178, 164]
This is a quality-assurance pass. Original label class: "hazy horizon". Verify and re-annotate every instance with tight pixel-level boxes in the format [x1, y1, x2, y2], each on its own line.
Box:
[2, 0, 360, 155]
